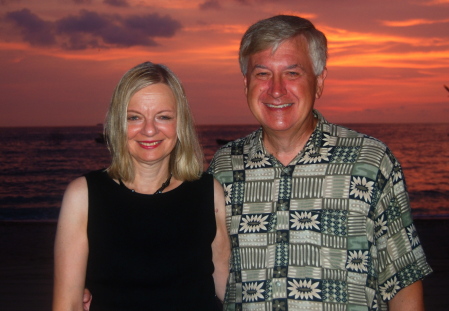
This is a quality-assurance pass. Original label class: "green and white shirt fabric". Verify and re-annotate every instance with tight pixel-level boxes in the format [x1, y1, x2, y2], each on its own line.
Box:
[208, 110, 432, 311]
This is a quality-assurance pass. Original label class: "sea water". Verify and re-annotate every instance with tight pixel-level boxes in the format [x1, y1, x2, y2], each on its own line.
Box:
[1, 123, 448, 220]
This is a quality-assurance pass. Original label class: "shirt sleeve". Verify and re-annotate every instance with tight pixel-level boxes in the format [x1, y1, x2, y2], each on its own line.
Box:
[373, 148, 432, 302]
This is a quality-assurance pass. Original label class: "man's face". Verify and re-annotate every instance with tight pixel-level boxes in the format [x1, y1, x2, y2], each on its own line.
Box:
[244, 35, 327, 135]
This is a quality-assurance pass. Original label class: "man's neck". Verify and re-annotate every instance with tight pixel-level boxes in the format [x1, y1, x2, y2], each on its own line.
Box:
[262, 116, 317, 166]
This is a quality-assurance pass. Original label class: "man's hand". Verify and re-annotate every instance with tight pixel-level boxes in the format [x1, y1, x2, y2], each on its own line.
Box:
[83, 288, 92, 311]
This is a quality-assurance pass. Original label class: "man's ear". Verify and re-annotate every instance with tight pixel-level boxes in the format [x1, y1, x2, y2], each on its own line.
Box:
[243, 75, 248, 96]
[315, 67, 328, 99]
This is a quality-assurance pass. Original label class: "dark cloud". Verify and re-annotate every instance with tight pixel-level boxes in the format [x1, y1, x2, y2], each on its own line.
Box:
[199, 0, 221, 10]
[96, 20, 158, 47]
[57, 10, 109, 33]
[0, 0, 21, 5]
[124, 13, 182, 37]
[5, 8, 55, 45]
[103, 0, 129, 7]
[4, 9, 182, 50]
[72, 0, 93, 4]
[198, 0, 270, 9]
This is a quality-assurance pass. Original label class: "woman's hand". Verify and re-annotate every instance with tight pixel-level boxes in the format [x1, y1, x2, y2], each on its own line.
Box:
[83, 288, 92, 311]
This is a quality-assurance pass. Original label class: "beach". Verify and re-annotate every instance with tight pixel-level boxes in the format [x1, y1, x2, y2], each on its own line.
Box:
[0, 222, 55, 311]
[0, 219, 447, 310]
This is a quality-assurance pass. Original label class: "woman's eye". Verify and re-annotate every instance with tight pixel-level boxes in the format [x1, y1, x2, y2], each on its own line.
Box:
[127, 115, 139, 121]
[158, 115, 173, 121]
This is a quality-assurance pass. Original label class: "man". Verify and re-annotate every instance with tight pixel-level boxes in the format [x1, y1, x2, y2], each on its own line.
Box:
[207, 15, 431, 310]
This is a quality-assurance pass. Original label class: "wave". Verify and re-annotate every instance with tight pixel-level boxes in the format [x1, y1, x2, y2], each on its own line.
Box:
[0, 207, 60, 221]
[409, 189, 449, 200]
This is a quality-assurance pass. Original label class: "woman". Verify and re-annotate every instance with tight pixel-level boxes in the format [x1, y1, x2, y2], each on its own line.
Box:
[53, 62, 230, 310]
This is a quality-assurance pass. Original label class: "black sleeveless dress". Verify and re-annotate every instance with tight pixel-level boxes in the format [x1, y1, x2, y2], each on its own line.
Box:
[84, 170, 219, 310]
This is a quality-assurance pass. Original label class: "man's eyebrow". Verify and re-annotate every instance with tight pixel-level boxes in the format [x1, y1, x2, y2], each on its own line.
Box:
[287, 64, 300, 69]
[253, 64, 269, 70]
[252, 64, 303, 71]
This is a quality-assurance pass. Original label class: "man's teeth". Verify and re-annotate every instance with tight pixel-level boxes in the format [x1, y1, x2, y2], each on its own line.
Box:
[266, 103, 292, 108]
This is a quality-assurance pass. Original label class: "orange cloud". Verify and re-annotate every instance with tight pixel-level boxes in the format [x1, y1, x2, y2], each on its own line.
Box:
[128, 0, 202, 9]
[278, 11, 317, 21]
[321, 26, 449, 71]
[1, 0, 448, 126]
[185, 23, 247, 34]
[330, 50, 449, 69]
[423, 0, 449, 5]
[381, 18, 449, 27]
[325, 26, 444, 47]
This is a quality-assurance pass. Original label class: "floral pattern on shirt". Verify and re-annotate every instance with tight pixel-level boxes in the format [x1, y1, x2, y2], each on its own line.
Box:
[208, 110, 432, 311]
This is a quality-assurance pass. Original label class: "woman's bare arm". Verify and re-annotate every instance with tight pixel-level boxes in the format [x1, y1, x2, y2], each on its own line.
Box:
[53, 177, 89, 311]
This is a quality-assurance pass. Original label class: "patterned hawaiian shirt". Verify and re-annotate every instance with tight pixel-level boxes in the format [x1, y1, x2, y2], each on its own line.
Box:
[207, 110, 432, 311]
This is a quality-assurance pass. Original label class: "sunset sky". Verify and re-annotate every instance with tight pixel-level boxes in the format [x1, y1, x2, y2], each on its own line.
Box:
[1, 0, 448, 127]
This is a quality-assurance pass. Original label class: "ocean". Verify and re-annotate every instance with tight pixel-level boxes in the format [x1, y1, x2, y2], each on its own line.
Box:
[1, 123, 448, 221]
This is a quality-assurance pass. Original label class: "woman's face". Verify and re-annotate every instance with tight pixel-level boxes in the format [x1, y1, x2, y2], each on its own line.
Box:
[126, 83, 177, 168]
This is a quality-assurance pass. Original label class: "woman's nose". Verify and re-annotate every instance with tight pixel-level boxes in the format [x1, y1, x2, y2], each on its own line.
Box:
[142, 119, 158, 136]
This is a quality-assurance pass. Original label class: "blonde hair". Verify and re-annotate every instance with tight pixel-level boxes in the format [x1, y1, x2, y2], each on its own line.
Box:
[239, 15, 328, 76]
[105, 62, 204, 182]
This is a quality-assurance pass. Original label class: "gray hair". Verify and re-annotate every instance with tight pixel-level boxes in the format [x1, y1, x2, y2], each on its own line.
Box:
[239, 15, 328, 76]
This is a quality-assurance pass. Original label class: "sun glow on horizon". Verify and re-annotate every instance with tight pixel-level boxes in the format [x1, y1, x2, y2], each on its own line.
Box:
[0, 0, 448, 126]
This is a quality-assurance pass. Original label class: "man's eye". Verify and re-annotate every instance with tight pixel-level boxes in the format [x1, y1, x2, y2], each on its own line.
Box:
[255, 72, 270, 79]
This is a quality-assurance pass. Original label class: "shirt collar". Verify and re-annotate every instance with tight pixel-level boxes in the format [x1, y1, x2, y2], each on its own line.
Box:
[249, 109, 329, 163]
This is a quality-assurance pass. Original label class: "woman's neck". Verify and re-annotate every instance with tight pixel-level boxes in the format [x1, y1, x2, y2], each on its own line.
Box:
[123, 161, 177, 195]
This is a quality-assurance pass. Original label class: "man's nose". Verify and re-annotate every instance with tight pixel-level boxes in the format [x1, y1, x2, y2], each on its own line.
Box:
[268, 75, 287, 98]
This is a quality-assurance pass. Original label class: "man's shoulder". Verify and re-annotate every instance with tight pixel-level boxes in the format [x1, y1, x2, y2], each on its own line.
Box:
[321, 121, 388, 149]
[214, 128, 260, 156]
[207, 129, 260, 179]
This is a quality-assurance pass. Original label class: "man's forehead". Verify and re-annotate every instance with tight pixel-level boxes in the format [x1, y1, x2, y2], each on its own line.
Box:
[256, 35, 308, 54]
[247, 37, 310, 70]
